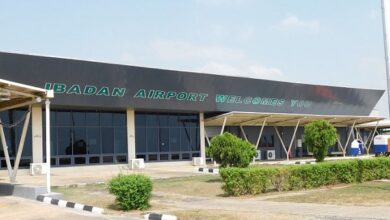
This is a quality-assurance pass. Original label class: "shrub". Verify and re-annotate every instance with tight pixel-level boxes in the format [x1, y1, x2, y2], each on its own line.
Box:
[108, 174, 153, 210]
[304, 120, 338, 162]
[207, 132, 256, 168]
[220, 167, 274, 196]
[220, 157, 390, 196]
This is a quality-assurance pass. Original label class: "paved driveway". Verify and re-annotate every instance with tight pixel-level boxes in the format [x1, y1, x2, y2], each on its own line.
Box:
[0, 196, 139, 220]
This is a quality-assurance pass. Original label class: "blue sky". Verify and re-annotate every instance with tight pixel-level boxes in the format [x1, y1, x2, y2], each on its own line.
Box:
[0, 0, 388, 116]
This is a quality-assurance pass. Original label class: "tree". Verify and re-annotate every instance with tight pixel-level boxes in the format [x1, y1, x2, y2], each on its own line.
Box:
[207, 132, 256, 168]
[304, 120, 338, 162]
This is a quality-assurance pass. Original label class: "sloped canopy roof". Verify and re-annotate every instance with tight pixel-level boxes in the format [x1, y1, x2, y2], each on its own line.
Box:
[205, 111, 384, 127]
[0, 78, 53, 111]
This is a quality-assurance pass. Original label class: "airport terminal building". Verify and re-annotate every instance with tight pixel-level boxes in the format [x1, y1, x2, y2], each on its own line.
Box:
[0, 52, 385, 168]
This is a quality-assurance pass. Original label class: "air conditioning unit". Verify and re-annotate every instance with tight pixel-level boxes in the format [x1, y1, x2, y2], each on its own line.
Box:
[192, 157, 205, 166]
[129, 159, 145, 170]
[30, 163, 48, 175]
[267, 150, 276, 160]
[254, 150, 261, 161]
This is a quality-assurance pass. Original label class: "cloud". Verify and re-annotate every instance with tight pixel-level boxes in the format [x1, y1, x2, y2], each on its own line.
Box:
[149, 39, 246, 62]
[117, 39, 284, 81]
[198, 62, 283, 80]
[276, 15, 320, 33]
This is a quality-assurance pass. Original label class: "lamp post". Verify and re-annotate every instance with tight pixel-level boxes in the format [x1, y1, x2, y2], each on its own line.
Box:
[381, 0, 390, 118]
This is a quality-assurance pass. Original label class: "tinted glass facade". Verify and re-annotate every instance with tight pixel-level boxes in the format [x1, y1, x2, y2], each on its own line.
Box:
[43, 110, 127, 166]
[135, 112, 200, 162]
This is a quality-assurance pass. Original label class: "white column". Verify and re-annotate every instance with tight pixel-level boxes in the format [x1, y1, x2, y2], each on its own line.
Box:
[220, 116, 227, 135]
[199, 112, 206, 163]
[11, 108, 31, 183]
[126, 109, 136, 160]
[45, 99, 51, 193]
[31, 104, 43, 163]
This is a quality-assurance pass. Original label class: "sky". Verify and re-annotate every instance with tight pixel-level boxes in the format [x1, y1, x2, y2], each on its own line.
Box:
[0, 0, 388, 117]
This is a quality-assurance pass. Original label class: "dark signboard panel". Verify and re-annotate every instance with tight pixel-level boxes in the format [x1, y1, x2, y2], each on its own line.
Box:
[0, 52, 384, 116]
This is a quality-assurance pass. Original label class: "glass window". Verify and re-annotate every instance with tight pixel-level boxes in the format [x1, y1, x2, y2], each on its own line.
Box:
[59, 158, 71, 165]
[159, 128, 169, 152]
[135, 114, 146, 127]
[146, 128, 159, 152]
[115, 127, 127, 154]
[87, 128, 101, 154]
[73, 112, 86, 126]
[190, 127, 200, 151]
[56, 112, 72, 126]
[86, 112, 99, 126]
[75, 157, 86, 164]
[169, 115, 180, 127]
[100, 113, 112, 126]
[101, 127, 114, 153]
[58, 128, 72, 155]
[73, 128, 87, 155]
[146, 114, 158, 127]
[113, 113, 126, 126]
[180, 126, 190, 152]
[89, 156, 100, 164]
[103, 156, 113, 163]
[158, 114, 169, 127]
[135, 127, 147, 153]
[169, 128, 180, 152]
[21, 126, 32, 157]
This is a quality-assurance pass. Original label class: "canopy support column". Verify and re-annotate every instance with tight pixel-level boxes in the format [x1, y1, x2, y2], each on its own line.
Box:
[204, 129, 211, 146]
[45, 99, 51, 193]
[11, 107, 31, 182]
[255, 118, 268, 148]
[366, 121, 379, 155]
[0, 120, 13, 180]
[239, 125, 248, 141]
[274, 119, 301, 161]
[220, 116, 227, 135]
[336, 120, 356, 157]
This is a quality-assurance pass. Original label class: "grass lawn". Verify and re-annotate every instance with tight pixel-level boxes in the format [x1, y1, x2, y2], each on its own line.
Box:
[269, 181, 390, 206]
[153, 175, 224, 197]
[53, 174, 224, 217]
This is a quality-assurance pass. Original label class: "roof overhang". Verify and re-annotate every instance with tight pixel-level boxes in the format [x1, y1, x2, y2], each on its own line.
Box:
[0, 78, 54, 111]
[205, 111, 384, 127]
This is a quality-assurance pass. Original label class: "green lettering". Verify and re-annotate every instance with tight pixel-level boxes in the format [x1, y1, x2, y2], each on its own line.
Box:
[291, 100, 299, 107]
[67, 84, 81, 95]
[227, 96, 236, 103]
[215, 95, 228, 103]
[53, 83, 66, 93]
[44, 83, 52, 90]
[96, 87, 110, 96]
[270, 98, 278, 106]
[148, 90, 155, 98]
[83, 85, 97, 95]
[165, 91, 176, 99]
[177, 92, 188, 100]
[236, 96, 242, 104]
[134, 89, 146, 98]
[187, 93, 198, 101]
[112, 87, 126, 97]
[252, 97, 261, 104]
[243, 97, 252, 104]
[198, 93, 208, 102]
[154, 90, 165, 99]
[277, 99, 285, 106]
